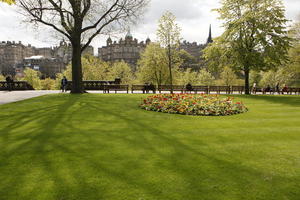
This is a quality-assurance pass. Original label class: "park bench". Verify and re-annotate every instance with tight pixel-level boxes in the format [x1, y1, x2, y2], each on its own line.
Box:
[286, 87, 300, 95]
[192, 86, 209, 94]
[158, 85, 186, 93]
[0, 81, 34, 91]
[208, 86, 231, 94]
[104, 85, 129, 93]
[131, 85, 156, 94]
[263, 88, 275, 95]
[252, 87, 263, 94]
[231, 86, 244, 94]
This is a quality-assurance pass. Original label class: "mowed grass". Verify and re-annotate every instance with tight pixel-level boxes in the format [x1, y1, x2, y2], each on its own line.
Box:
[0, 94, 300, 200]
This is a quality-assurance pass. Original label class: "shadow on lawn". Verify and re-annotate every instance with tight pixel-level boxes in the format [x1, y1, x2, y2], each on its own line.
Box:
[0, 94, 299, 200]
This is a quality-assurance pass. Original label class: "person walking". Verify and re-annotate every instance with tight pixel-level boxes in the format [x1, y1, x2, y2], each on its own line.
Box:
[61, 76, 68, 92]
[5, 75, 12, 92]
[251, 82, 257, 94]
[276, 82, 280, 94]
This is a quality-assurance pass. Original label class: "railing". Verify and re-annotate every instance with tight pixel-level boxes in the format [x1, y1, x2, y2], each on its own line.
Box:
[0, 81, 34, 91]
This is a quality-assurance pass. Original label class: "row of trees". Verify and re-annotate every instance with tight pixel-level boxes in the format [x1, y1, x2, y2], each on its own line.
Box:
[2, 0, 299, 94]
[0, 53, 282, 90]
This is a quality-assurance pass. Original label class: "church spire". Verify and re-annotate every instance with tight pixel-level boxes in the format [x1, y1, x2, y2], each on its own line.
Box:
[207, 24, 213, 44]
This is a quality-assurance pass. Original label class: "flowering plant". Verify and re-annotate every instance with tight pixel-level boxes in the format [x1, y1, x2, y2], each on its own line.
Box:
[140, 94, 248, 116]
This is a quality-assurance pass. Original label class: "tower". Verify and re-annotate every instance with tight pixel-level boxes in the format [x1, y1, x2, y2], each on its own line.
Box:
[207, 24, 213, 44]
[106, 36, 112, 46]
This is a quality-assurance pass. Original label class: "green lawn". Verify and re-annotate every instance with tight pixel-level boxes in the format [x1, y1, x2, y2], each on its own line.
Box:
[0, 94, 300, 200]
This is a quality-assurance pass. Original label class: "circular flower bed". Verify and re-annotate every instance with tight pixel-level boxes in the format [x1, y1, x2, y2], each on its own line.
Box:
[140, 94, 248, 116]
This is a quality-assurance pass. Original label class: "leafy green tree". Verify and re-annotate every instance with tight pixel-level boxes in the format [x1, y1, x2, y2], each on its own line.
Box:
[284, 17, 300, 86]
[157, 11, 182, 93]
[109, 61, 134, 84]
[250, 71, 262, 87]
[18, 0, 148, 93]
[206, 0, 291, 94]
[0, 74, 5, 81]
[220, 66, 238, 86]
[23, 68, 42, 90]
[41, 78, 56, 90]
[202, 37, 232, 78]
[64, 55, 110, 81]
[178, 50, 197, 68]
[175, 68, 199, 85]
[198, 69, 215, 85]
[136, 43, 169, 86]
[0, 0, 15, 4]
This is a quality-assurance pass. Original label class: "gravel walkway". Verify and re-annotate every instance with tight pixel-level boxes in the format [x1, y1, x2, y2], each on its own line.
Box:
[0, 90, 61, 105]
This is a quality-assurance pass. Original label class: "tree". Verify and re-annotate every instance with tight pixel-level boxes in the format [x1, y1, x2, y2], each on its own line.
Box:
[41, 78, 56, 90]
[175, 68, 199, 85]
[0, 0, 15, 4]
[206, 0, 291, 94]
[136, 43, 169, 86]
[109, 61, 134, 84]
[198, 69, 215, 86]
[64, 55, 111, 80]
[202, 37, 232, 78]
[178, 49, 197, 69]
[220, 66, 237, 86]
[157, 11, 181, 93]
[17, 0, 149, 93]
[22, 68, 42, 89]
[0, 74, 5, 81]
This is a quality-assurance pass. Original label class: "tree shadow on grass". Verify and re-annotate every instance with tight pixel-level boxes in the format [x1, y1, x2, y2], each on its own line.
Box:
[0, 94, 299, 200]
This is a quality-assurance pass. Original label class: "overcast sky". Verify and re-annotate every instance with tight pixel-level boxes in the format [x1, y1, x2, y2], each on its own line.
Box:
[0, 0, 299, 52]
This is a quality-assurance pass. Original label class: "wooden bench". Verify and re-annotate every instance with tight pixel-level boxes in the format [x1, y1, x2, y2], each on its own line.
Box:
[131, 85, 156, 93]
[286, 87, 300, 95]
[104, 85, 129, 93]
[208, 86, 231, 94]
[192, 86, 209, 94]
[158, 85, 185, 93]
[231, 86, 244, 94]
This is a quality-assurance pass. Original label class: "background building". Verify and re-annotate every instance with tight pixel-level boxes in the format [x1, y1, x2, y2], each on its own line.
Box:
[22, 56, 65, 78]
[98, 31, 151, 70]
[0, 40, 94, 77]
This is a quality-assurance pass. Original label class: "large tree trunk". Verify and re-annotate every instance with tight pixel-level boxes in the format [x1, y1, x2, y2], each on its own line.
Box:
[168, 45, 173, 94]
[244, 66, 250, 95]
[71, 35, 84, 94]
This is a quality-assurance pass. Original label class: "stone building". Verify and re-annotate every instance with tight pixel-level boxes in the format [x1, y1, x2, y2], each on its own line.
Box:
[22, 55, 65, 78]
[0, 41, 36, 75]
[98, 31, 151, 70]
[0, 40, 94, 77]
[179, 41, 206, 61]
[179, 25, 213, 61]
[54, 41, 94, 64]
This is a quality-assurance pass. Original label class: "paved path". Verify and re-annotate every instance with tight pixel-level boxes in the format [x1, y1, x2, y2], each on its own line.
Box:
[0, 90, 61, 105]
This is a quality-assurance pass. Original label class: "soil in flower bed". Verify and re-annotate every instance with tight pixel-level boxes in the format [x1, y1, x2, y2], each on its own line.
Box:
[140, 93, 248, 116]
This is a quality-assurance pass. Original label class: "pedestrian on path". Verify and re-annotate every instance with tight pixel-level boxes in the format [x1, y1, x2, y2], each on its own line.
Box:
[251, 82, 257, 94]
[61, 76, 68, 92]
[276, 82, 280, 94]
[5, 75, 13, 92]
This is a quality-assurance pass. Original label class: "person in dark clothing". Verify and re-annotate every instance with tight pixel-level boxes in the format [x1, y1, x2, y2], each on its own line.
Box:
[5, 75, 12, 91]
[264, 85, 271, 94]
[282, 84, 288, 94]
[186, 83, 193, 93]
[276, 82, 280, 94]
[61, 76, 68, 92]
